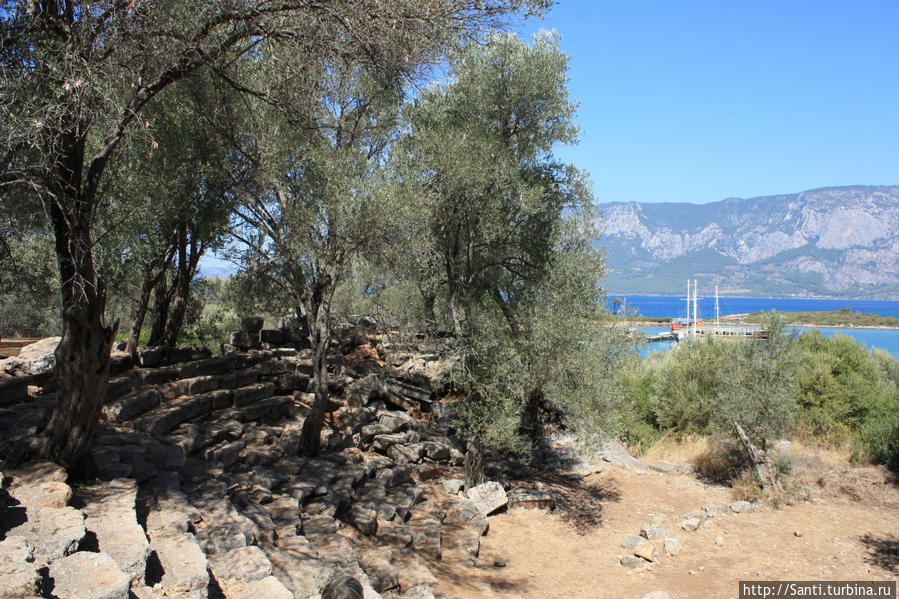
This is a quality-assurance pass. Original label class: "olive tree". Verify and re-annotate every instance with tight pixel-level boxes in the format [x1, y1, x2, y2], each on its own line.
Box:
[0, 0, 545, 473]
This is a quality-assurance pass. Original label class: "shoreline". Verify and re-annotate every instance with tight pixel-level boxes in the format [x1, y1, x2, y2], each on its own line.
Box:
[614, 317, 899, 331]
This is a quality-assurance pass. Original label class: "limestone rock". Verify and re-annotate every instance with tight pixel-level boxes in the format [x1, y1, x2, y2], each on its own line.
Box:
[150, 533, 209, 596]
[599, 439, 650, 474]
[730, 500, 753, 513]
[663, 537, 683, 556]
[446, 501, 488, 535]
[48, 551, 131, 599]
[641, 524, 668, 541]
[376, 518, 412, 547]
[506, 487, 555, 510]
[634, 539, 659, 562]
[703, 503, 727, 518]
[466, 481, 508, 516]
[408, 518, 442, 559]
[620, 555, 644, 569]
[222, 576, 294, 599]
[80, 478, 150, 583]
[7, 506, 85, 567]
[621, 534, 642, 550]
[358, 547, 399, 593]
[403, 583, 436, 599]
[650, 460, 677, 474]
[0, 337, 60, 377]
[0, 536, 40, 598]
[442, 478, 464, 495]
[211, 546, 279, 598]
[10, 480, 71, 509]
[677, 462, 696, 475]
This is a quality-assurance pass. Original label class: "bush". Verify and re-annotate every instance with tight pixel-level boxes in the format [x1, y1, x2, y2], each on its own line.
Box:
[795, 330, 899, 470]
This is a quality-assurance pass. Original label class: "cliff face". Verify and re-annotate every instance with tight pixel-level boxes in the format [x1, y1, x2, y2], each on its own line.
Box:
[596, 186, 899, 298]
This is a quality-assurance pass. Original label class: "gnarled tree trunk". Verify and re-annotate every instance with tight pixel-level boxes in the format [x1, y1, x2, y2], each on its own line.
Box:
[464, 439, 487, 489]
[39, 156, 116, 477]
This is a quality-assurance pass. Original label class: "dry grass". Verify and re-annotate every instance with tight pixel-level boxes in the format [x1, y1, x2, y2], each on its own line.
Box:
[641, 433, 718, 464]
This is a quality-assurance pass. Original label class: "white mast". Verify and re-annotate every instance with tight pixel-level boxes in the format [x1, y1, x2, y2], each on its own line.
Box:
[715, 284, 720, 328]
[692, 279, 698, 337]
[686, 280, 691, 324]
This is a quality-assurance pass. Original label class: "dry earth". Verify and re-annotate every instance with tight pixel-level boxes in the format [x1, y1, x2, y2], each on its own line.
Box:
[425, 455, 898, 599]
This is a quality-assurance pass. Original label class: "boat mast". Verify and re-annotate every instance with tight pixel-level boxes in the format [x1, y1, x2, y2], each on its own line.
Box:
[692, 279, 698, 338]
[715, 284, 720, 328]
[686, 280, 691, 324]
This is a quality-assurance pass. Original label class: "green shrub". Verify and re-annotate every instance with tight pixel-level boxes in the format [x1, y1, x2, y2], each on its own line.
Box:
[795, 330, 899, 470]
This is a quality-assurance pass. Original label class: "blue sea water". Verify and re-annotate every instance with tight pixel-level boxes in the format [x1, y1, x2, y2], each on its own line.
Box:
[618, 296, 899, 359]
[608, 295, 899, 319]
[635, 326, 899, 359]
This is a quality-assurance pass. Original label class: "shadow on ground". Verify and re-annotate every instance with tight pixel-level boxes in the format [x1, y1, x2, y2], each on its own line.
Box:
[859, 533, 899, 575]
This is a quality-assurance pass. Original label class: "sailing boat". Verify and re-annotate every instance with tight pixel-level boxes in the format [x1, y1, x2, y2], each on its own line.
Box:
[670, 280, 767, 341]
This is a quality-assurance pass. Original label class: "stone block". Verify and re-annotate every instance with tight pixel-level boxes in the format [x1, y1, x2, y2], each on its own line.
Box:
[641, 523, 668, 541]
[6, 506, 85, 567]
[634, 539, 659, 562]
[48, 551, 130, 599]
[466, 481, 508, 516]
[151, 533, 209, 594]
[0, 536, 40, 598]
[103, 388, 161, 422]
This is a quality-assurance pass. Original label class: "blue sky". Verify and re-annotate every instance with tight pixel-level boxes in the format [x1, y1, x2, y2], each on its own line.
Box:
[515, 1, 899, 204]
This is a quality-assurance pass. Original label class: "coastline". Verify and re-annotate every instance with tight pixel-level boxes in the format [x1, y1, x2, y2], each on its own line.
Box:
[615, 317, 899, 331]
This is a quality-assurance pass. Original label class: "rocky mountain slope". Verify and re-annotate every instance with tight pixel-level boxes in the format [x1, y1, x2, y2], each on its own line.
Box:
[596, 185, 899, 298]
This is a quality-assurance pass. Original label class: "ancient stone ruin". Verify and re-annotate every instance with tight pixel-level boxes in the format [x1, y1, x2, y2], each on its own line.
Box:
[0, 325, 531, 598]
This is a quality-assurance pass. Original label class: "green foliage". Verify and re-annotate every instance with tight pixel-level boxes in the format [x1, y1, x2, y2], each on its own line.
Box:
[621, 314, 799, 449]
[795, 330, 899, 469]
[624, 321, 899, 473]
[393, 32, 633, 460]
[0, 221, 60, 337]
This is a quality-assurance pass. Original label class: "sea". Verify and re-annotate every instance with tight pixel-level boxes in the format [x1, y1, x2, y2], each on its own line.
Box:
[612, 295, 899, 359]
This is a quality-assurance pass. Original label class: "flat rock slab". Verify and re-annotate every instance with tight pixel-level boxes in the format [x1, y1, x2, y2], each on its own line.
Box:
[466, 482, 508, 516]
[641, 524, 668, 541]
[150, 533, 209, 596]
[730, 500, 753, 513]
[80, 479, 149, 583]
[634, 539, 659, 563]
[210, 545, 272, 586]
[403, 583, 436, 599]
[48, 551, 131, 599]
[10, 480, 71, 510]
[600, 440, 650, 474]
[220, 576, 294, 599]
[507, 488, 555, 510]
[649, 460, 677, 474]
[0, 536, 40, 598]
[7, 506, 85, 567]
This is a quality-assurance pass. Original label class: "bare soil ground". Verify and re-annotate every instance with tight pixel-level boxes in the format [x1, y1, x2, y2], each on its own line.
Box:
[424, 450, 899, 599]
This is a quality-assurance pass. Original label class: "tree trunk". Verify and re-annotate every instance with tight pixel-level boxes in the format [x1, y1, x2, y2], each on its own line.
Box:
[148, 276, 171, 347]
[39, 164, 116, 477]
[163, 225, 202, 347]
[519, 386, 544, 441]
[125, 250, 174, 359]
[464, 439, 487, 489]
[125, 278, 154, 360]
[734, 421, 783, 496]
[300, 288, 332, 457]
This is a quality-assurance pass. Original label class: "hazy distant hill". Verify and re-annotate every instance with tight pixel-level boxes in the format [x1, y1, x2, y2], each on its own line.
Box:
[596, 185, 899, 299]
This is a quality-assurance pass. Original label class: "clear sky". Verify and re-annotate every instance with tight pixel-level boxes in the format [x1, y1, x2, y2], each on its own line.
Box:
[515, 1, 899, 204]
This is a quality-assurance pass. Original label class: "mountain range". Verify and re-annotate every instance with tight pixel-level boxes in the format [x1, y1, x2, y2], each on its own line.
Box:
[595, 185, 899, 299]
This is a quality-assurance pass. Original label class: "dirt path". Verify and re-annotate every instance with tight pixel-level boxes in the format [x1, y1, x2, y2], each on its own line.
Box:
[427, 465, 898, 599]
